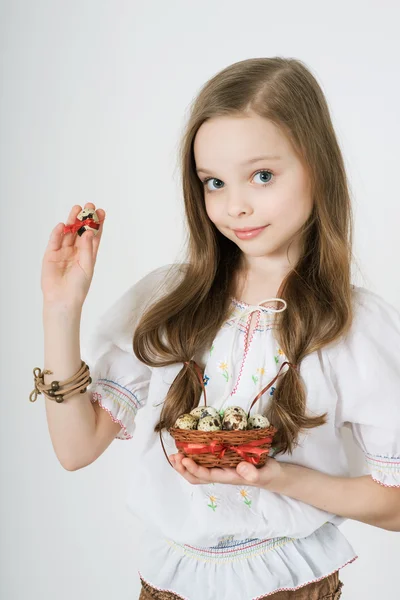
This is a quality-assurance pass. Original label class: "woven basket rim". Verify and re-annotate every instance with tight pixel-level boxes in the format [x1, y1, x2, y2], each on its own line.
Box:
[168, 425, 277, 442]
[169, 424, 277, 433]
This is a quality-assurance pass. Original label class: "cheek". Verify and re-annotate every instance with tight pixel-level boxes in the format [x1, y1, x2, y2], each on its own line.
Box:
[269, 184, 312, 226]
[204, 198, 220, 224]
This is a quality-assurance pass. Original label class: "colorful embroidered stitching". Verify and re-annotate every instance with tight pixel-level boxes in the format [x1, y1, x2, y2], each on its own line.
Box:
[366, 454, 400, 472]
[94, 378, 143, 411]
[230, 310, 261, 396]
[165, 535, 296, 563]
[238, 487, 253, 507]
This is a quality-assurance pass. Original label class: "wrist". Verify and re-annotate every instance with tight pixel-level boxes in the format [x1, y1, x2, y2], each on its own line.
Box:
[42, 302, 82, 342]
[262, 461, 295, 493]
[43, 300, 83, 318]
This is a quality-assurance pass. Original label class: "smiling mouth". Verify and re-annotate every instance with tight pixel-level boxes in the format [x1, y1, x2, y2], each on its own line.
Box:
[232, 225, 268, 232]
[232, 225, 269, 240]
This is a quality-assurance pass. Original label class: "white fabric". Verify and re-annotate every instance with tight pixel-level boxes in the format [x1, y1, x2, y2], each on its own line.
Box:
[83, 263, 400, 599]
[138, 522, 357, 600]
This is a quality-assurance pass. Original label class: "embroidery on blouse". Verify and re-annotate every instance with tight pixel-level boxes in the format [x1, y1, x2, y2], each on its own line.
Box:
[164, 522, 347, 565]
[200, 483, 257, 511]
[251, 366, 265, 385]
[250, 363, 281, 389]
[219, 299, 288, 405]
[199, 299, 288, 415]
[165, 534, 296, 563]
[215, 534, 236, 547]
[229, 310, 261, 396]
[365, 453, 400, 474]
[91, 393, 133, 440]
[91, 378, 143, 413]
[203, 485, 219, 511]
[225, 299, 277, 333]
[238, 487, 253, 508]
[90, 379, 145, 440]
[274, 347, 286, 364]
[207, 495, 218, 511]
[217, 360, 230, 383]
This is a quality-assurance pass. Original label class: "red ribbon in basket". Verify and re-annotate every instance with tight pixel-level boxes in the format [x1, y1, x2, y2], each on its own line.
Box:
[175, 435, 275, 465]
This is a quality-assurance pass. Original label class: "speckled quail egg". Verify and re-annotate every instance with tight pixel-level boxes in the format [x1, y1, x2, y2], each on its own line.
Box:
[222, 406, 248, 419]
[190, 406, 220, 420]
[197, 415, 222, 431]
[247, 414, 270, 429]
[221, 412, 248, 431]
[173, 413, 199, 430]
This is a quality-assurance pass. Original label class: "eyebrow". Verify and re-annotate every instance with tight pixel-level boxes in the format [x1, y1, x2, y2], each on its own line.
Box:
[196, 155, 283, 175]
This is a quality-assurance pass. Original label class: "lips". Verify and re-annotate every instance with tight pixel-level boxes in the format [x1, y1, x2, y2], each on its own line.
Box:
[233, 226, 266, 232]
[232, 225, 268, 240]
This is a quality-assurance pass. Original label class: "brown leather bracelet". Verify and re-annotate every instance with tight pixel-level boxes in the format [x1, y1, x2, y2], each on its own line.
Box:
[29, 360, 92, 403]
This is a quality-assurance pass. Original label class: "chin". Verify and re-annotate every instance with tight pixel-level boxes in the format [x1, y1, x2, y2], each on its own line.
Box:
[241, 248, 275, 258]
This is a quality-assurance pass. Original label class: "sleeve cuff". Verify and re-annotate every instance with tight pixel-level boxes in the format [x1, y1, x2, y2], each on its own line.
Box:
[90, 378, 145, 440]
[365, 452, 400, 488]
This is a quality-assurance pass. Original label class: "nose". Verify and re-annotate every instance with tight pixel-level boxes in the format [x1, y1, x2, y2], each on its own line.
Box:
[226, 188, 254, 218]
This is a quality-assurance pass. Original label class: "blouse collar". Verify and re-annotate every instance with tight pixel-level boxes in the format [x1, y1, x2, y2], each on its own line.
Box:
[230, 296, 288, 319]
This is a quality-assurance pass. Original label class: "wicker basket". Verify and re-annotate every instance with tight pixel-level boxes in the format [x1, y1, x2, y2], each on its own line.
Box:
[161, 360, 296, 469]
[168, 425, 277, 468]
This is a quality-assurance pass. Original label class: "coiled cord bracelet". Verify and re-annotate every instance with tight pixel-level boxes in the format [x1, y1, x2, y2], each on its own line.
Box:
[29, 360, 92, 403]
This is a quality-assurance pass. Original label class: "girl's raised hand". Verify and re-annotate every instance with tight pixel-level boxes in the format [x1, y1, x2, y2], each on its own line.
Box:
[41, 203, 106, 309]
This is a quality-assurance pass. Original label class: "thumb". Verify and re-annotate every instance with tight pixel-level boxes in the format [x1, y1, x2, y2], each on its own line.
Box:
[236, 462, 260, 483]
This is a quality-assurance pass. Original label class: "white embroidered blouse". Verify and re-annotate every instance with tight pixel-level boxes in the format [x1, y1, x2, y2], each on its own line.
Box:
[83, 263, 400, 600]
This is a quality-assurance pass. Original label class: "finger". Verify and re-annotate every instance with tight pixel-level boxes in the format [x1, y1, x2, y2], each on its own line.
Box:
[172, 454, 209, 484]
[79, 228, 95, 274]
[236, 462, 260, 483]
[182, 458, 213, 482]
[182, 457, 255, 485]
[209, 466, 245, 484]
[62, 205, 83, 248]
[169, 453, 185, 471]
[169, 453, 181, 463]
[46, 222, 66, 253]
[89, 207, 106, 262]
[171, 453, 191, 473]
[172, 457, 207, 485]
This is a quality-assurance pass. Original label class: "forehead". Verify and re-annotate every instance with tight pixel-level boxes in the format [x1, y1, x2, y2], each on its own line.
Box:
[193, 115, 294, 168]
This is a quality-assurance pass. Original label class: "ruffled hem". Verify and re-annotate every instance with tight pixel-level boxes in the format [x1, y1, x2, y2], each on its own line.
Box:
[139, 557, 353, 600]
[137, 522, 357, 600]
[366, 453, 400, 487]
[90, 379, 141, 440]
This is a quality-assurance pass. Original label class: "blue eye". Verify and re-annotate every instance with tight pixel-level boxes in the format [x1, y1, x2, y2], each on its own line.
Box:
[202, 170, 274, 193]
[253, 170, 273, 185]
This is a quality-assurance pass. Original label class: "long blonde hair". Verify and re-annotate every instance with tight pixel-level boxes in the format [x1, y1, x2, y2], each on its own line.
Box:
[133, 57, 355, 455]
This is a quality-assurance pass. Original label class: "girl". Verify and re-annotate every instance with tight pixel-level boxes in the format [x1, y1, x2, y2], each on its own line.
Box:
[39, 57, 400, 600]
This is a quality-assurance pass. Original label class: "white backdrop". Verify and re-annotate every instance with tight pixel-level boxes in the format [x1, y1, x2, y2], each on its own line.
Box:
[1, 1, 399, 598]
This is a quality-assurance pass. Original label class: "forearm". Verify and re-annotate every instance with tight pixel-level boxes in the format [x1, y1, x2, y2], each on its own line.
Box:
[42, 303, 97, 470]
[267, 463, 400, 532]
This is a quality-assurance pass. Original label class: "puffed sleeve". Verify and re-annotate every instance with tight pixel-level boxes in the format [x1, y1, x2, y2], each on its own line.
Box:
[83, 263, 183, 440]
[327, 286, 400, 487]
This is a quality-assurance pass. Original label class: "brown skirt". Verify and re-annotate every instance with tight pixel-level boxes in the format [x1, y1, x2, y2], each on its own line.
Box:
[138, 570, 344, 599]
